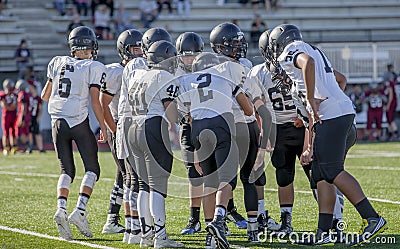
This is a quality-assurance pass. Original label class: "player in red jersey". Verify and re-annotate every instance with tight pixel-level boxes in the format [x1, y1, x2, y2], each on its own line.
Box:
[1, 79, 18, 155]
[14, 79, 33, 152]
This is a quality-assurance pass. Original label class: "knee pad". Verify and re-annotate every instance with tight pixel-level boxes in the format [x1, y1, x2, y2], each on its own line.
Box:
[123, 184, 131, 202]
[324, 166, 344, 184]
[276, 167, 295, 187]
[255, 171, 266, 186]
[57, 174, 72, 190]
[81, 171, 97, 189]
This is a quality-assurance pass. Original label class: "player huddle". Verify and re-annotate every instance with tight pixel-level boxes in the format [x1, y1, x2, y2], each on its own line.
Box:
[42, 23, 387, 248]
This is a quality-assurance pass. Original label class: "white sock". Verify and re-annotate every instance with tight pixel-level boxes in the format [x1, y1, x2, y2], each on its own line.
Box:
[150, 191, 166, 237]
[132, 216, 141, 233]
[280, 206, 292, 214]
[214, 206, 226, 218]
[258, 199, 265, 216]
[125, 215, 132, 232]
[333, 188, 344, 220]
[138, 190, 152, 235]
[57, 197, 67, 210]
[76, 193, 89, 211]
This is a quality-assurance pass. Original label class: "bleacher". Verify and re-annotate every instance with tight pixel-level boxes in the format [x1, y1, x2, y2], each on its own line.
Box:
[1, 0, 400, 82]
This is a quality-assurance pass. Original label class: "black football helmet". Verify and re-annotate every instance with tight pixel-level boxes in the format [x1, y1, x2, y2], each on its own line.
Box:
[117, 29, 143, 61]
[175, 32, 204, 55]
[269, 24, 302, 59]
[3, 79, 15, 92]
[147, 40, 177, 74]
[68, 26, 98, 60]
[258, 29, 273, 66]
[210, 22, 248, 60]
[192, 52, 220, 72]
[141, 28, 172, 58]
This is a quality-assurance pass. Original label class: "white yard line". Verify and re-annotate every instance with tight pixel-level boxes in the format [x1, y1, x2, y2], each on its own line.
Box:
[0, 225, 118, 249]
[1, 170, 399, 205]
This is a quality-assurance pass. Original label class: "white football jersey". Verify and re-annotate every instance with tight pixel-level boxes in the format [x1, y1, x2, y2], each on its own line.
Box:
[211, 61, 256, 123]
[129, 69, 175, 121]
[278, 41, 355, 120]
[103, 62, 123, 122]
[47, 56, 106, 127]
[177, 69, 243, 120]
[247, 63, 310, 125]
[118, 57, 148, 119]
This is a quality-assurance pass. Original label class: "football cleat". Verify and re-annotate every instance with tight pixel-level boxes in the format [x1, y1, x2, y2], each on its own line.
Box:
[273, 211, 293, 237]
[154, 233, 184, 248]
[226, 207, 247, 229]
[205, 232, 216, 249]
[349, 216, 387, 247]
[247, 221, 259, 242]
[181, 217, 201, 235]
[140, 231, 155, 248]
[68, 208, 93, 238]
[102, 214, 125, 234]
[257, 211, 281, 232]
[123, 231, 130, 243]
[128, 230, 141, 244]
[206, 216, 229, 249]
[53, 208, 73, 241]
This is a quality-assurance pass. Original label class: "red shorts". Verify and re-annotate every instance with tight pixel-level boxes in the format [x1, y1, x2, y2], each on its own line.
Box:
[367, 109, 383, 129]
[2, 112, 17, 137]
[15, 116, 31, 137]
[386, 102, 397, 123]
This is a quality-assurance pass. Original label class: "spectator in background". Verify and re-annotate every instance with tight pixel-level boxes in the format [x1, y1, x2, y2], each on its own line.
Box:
[139, 0, 158, 29]
[94, 4, 113, 40]
[74, 0, 89, 16]
[364, 82, 386, 141]
[157, 0, 173, 17]
[265, 0, 280, 12]
[177, 0, 190, 16]
[113, 3, 135, 35]
[14, 39, 33, 80]
[384, 79, 398, 140]
[67, 13, 85, 35]
[0, 79, 18, 156]
[383, 63, 398, 83]
[250, 13, 267, 47]
[53, 0, 66, 16]
[348, 84, 364, 114]
[91, 0, 114, 17]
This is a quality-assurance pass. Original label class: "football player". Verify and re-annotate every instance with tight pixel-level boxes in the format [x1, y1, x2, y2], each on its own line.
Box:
[127, 40, 184, 248]
[0, 79, 18, 155]
[269, 24, 387, 246]
[176, 51, 253, 249]
[209, 22, 262, 241]
[100, 29, 144, 243]
[15, 79, 32, 153]
[174, 31, 205, 235]
[41, 26, 108, 241]
[26, 82, 45, 153]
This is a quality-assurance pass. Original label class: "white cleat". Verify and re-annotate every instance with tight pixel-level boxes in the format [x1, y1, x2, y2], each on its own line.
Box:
[128, 231, 141, 244]
[267, 217, 281, 231]
[154, 233, 184, 248]
[53, 208, 73, 241]
[102, 214, 125, 234]
[68, 209, 93, 238]
[140, 232, 154, 248]
[123, 231, 130, 243]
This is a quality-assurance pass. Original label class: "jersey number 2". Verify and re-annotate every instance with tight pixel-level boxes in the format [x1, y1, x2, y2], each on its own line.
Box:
[197, 73, 213, 103]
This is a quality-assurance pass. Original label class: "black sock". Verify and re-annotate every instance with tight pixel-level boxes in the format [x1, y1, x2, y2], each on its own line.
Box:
[227, 198, 234, 213]
[190, 207, 200, 221]
[354, 198, 379, 219]
[318, 213, 333, 232]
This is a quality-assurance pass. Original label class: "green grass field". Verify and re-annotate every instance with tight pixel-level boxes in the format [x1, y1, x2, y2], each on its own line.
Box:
[0, 142, 399, 248]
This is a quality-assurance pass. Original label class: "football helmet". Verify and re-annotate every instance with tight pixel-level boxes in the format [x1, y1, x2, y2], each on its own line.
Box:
[269, 24, 302, 59]
[210, 22, 248, 60]
[68, 26, 98, 60]
[117, 29, 143, 61]
[175, 32, 204, 56]
[3, 79, 15, 92]
[258, 29, 273, 66]
[192, 52, 220, 72]
[141, 28, 172, 58]
[147, 40, 177, 74]
[15, 79, 29, 91]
